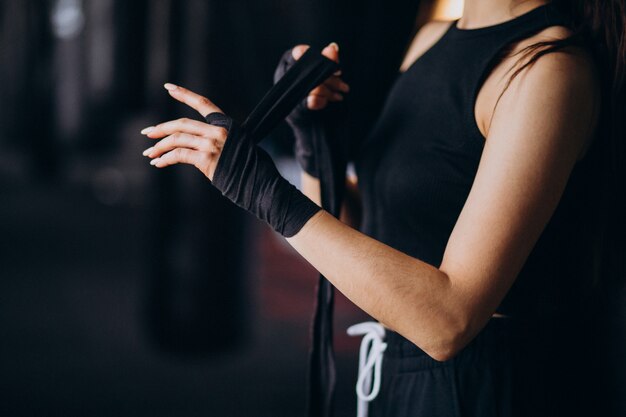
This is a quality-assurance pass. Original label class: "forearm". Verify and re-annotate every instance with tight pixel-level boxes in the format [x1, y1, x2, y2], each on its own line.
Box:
[286, 210, 470, 361]
[301, 172, 362, 228]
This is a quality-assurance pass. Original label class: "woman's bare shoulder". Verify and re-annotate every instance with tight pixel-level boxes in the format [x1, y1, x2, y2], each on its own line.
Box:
[512, 25, 599, 98]
[516, 25, 573, 49]
[512, 25, 595, 67]
[399, 20, 454, 72]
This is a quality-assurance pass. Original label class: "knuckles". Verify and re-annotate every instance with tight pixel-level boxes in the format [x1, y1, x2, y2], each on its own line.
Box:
[215, 127, 228, 142]
[170, 132, 182, 144]
[199, 153, 212, 166]
[172, 148, 184, 159]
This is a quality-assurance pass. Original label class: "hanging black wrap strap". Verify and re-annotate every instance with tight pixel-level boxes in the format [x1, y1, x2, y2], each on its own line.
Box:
[227, 46, 343, 417]
[266, 47, 346, 417]
[303, 75, 347, 417]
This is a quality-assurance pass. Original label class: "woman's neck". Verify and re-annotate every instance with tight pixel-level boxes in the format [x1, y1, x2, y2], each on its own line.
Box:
[458, 0, 550, 29]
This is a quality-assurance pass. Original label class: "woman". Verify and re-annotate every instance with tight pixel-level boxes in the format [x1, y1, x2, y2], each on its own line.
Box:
[141, 0, 625, 415]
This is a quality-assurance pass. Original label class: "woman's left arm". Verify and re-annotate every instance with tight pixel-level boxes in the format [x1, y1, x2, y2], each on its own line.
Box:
[286, 50, 599, 361]
[144, 51, 598, 362]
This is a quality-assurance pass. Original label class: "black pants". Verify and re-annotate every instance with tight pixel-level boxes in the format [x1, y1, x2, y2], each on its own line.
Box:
[368, 317, 597, 417]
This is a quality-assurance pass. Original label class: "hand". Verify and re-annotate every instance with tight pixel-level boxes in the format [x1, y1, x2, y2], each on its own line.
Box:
[141, 83, 321, 237]
[273, 42, 349, 177]
[141, 83, 228, 181]
[292, 42, 350, 110]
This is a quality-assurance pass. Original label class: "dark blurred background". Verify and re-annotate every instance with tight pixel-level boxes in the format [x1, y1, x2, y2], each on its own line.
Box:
[0, 0, 439, 415]
[1, 1, 624, 416]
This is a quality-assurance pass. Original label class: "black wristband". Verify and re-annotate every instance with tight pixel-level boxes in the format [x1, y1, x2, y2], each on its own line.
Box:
[208, 112, 322, 237]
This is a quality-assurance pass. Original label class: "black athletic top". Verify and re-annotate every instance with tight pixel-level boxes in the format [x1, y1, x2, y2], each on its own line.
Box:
[355, 3, 599, 322]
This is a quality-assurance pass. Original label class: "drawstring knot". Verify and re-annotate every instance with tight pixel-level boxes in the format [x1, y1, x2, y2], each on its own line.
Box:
[347, 321, 387, 417]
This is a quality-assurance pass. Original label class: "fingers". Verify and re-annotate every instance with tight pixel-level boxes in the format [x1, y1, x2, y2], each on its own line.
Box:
[321, 42, 339, 64]
[150, 148, 207, 170]
[143, 133, 221, 159]
[307, 95, 329, 110]
[292, 43, 342, 76]
[323, 75, 350, 93]
[142, 84, 226, 178]
[292, 44, 310, 60]
[323, 42, 342, 76]
[163, 83, 222, 117]
[292, 42, 339, 63]
[142, 131, 221, 178]
[291, 42, 349, 110]
[309, 83, 344, 102]
[306, 74, 350, 110]
[142, 117, 227, 140]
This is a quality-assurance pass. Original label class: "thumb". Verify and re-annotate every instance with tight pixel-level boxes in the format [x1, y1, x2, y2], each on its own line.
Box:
[322, 42, 340, 63]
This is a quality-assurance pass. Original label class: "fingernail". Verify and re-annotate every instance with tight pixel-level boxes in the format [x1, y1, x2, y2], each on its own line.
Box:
[307, 96, 315, 109]
[329, 42, 339, 52]
[141, 126, 154, 135]
[340, 82, 350, 93]
[333, 93, 344, 101]
[150, 158, 159, 166]
[142, 147, 154, 156]
[164, 83, 178, 91]
[333, 69, 342, 76]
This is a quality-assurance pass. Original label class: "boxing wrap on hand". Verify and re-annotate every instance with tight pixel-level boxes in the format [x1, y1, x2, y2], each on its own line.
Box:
[274, 48, 329, 178]
[207, 111, 321, 238]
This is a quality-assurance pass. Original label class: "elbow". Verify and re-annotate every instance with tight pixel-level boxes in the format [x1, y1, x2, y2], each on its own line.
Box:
[391, 271, 482, 362]
[408, 316, 473, 363]
[426, 341, 464, 362]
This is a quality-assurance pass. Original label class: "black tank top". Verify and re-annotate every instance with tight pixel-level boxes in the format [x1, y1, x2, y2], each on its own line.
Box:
[356, 3, 599, 320]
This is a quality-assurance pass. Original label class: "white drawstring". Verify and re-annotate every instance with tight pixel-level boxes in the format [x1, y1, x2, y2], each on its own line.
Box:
[347, 321, 387, 417]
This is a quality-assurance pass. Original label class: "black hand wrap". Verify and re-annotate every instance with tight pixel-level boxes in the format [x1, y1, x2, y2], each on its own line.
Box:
[208, 111, 321, 238]
[274, 48, 332, 178]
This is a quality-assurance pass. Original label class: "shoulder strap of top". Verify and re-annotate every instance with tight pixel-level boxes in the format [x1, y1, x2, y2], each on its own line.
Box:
[456, 3, 572, 143]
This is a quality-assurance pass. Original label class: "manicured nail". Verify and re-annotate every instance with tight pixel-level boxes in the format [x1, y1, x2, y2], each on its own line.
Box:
[141, 126, 154, 135]
[142, 147, 154, 156]
[150, 158, 159, 166]
[164, 83, 178, 91]
[329, 42, 339, 52]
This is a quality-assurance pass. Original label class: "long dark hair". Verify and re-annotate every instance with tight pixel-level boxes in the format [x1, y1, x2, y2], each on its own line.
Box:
[509, 0, 626, 288]
[513, 5, 625, 408]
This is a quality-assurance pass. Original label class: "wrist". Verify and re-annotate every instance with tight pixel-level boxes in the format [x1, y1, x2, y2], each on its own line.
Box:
[285, 209, 327, 240]
[209, 113, 321, 238]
